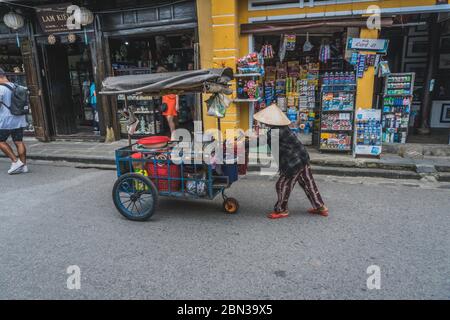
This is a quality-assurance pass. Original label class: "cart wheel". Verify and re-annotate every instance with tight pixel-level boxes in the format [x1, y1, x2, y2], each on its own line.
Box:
[112, 173, 158, 221]
[223, 197, 239, 214]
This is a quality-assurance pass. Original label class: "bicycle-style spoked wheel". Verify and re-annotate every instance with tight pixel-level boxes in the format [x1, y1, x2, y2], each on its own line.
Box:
[112, 173, 158, 221]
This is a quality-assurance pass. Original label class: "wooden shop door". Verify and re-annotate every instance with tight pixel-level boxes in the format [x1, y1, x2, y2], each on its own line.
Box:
[21, 39, 50, 141]
[41, 44, 77, 135]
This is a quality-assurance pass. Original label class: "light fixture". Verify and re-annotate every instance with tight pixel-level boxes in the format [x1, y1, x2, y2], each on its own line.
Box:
[3, 12, 24, 47]
[73, 7, 94, 45]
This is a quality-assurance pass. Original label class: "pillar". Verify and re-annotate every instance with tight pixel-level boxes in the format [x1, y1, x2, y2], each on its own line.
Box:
[355, 28, 379, 109]
[196, 0, 240, 135]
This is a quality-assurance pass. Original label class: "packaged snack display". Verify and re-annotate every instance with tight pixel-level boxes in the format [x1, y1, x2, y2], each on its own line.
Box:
[354, 109, 382, 157]
[381, 73, 415, 143]
[319, 72, 356, 152]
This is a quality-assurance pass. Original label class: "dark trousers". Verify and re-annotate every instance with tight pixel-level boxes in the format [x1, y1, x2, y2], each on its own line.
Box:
[274, 164, 324, 213]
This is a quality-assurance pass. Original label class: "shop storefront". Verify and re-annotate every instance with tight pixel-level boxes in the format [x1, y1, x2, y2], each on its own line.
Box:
[0, 13, 35, 136]
[197, 0, 450, 149]
[98, 0, 199, 139]
[381, 13, 450, 144]
[0, 0, 198, 142]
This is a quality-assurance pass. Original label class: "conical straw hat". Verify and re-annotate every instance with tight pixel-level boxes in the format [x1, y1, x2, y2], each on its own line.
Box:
[253, 103, 291, 126]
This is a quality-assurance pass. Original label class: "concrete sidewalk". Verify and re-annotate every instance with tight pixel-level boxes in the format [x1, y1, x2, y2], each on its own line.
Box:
[1, 137, 450, 181]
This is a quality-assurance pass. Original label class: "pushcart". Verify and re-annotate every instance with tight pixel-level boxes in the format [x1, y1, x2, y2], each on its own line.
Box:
[101, 68, 246, 221]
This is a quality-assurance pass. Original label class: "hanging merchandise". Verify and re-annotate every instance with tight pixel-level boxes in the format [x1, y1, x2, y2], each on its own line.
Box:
[303, 32, 313, 52]
[206, 93, 232, 118]
[379, 61, 391, 77]
[319, 43, 331, 63]
[264, 81, 275, 105]
[260, 43, 274, 59]
[285, 34, 297, 51]
[278, 34, 287, 62]
[356, 54, 366, 78]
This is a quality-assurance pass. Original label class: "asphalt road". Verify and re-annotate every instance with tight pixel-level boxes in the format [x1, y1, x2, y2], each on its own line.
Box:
[0, 159, 449, 300]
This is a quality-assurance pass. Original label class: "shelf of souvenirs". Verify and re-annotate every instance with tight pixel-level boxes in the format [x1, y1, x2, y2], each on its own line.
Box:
[233, 98, 261, 103]
[234, 73, 262, 78]
[117, 94, 156, 101]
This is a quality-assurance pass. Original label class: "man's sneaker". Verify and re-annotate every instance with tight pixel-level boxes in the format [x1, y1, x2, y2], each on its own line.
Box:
[8, 160, 24, 175]
[21, 165, 29, 173]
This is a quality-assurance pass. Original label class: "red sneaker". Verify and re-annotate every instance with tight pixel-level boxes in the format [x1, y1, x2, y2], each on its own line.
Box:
[307, 207, 329, 217]
[267, 211, 289, 219]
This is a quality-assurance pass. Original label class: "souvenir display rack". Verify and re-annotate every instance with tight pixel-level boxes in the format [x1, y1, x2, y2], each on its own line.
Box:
[353, 109, 382, 157]
[381, 73, 415, 144]
[117, 94, 164, 138]
[319, 72, 356, 152]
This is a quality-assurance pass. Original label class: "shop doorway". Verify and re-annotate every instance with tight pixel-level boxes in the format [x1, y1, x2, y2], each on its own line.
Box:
[40, 42, 97, 138]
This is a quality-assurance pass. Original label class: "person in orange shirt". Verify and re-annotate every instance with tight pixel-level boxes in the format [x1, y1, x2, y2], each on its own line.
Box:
[162, 93, 178, 137]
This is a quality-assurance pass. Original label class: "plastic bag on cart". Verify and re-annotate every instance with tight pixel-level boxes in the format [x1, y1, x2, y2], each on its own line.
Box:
[206, 93, 232, 118]
[186, 172, 207, 197]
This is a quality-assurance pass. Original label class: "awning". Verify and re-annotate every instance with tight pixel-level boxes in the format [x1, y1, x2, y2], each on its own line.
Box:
[100, 68, 234, 95]
[241, 17, 394, 35]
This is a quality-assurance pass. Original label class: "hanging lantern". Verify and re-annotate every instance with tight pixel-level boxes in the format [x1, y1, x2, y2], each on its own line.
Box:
[73, 7, 94, 45]
[74, 7, 94, 26]
[3, 12, 24, 30]
[3, 12, 24, 47]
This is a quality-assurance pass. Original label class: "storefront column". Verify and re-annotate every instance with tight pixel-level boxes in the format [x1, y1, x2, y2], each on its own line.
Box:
[355, 28, 379, 109]
[197, 0, 240, 135]
[419, 14, 441, 135]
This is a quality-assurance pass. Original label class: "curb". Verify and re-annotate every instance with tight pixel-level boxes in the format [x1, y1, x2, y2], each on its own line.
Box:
[0, 154, 440, 180]
[245, 165, 421, 180]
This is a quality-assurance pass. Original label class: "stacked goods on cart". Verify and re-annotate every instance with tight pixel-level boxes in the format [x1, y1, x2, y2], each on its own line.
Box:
[381, 73, 415, 144]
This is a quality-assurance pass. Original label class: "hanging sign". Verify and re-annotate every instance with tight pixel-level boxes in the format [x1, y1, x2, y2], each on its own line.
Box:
[347, 38, 389, 53]
[36, 3, 80, 34]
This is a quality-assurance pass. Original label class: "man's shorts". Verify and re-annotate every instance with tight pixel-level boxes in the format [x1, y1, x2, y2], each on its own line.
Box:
[0, 128, 24, 142]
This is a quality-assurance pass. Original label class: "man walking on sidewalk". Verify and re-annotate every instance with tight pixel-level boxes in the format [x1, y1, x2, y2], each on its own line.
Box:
[0, 68, 28, 174]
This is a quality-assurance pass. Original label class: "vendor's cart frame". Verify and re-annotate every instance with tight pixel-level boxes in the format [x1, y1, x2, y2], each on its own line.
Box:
[101, 68, 243, 221]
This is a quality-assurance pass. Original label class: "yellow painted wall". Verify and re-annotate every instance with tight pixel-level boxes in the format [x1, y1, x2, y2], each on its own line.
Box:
[356, 28, 380, 109]
[197, 0, 241, 136]
[198, 0, 443, 131]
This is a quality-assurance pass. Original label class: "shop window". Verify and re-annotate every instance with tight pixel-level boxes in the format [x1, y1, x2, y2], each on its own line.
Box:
[137, 9, 157, 23]
[123, 12, 137, 25]
[158, 5, 173, 20]
[173, 1, 196, 19]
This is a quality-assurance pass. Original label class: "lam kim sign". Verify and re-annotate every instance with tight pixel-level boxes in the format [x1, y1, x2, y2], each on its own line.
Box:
[36, 3, 81, 33]
[347, 38, 389, 53]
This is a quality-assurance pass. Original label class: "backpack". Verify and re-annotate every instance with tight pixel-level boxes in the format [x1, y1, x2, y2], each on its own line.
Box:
[0, 83, 30, 116]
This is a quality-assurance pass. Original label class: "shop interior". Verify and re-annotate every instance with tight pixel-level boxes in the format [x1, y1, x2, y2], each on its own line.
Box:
[39, 40, 96, 138]
[109, 33, 197, 138]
